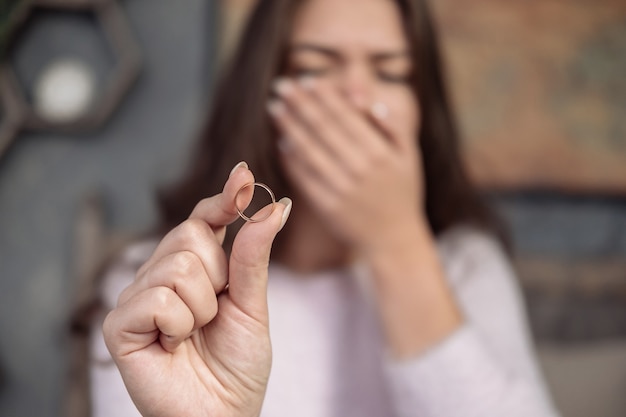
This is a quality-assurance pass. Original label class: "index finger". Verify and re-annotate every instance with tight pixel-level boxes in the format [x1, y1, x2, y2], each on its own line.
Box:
[189, 161, 255, 232]
[301, 78, 392, 152]
[133, 162, 255, 286]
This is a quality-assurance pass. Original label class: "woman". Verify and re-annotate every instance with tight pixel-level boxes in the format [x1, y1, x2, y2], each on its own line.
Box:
[95, 0, 560, 416]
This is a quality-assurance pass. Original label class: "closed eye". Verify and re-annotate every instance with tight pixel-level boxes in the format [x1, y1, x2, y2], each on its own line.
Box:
[289, 66, 332, 78]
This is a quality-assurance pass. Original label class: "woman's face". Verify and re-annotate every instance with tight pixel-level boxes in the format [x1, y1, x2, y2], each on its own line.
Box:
[286, 0, 421, 141]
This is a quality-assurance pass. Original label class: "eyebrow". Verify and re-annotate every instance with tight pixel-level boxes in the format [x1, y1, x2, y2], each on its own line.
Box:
[289, 43, 411, 61]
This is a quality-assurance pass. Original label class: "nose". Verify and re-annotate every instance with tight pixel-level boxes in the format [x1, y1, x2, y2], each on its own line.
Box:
[336, 64, 374, 109]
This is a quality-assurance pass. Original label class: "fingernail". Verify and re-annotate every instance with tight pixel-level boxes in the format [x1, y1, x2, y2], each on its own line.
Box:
[273, 77, 293, 96]
[278, 197, 292, 231]
[229, 161, 248, 177]
[371, 102, 388, 119]
[298, 75, 316, 90]
[267, 99, 285, 117]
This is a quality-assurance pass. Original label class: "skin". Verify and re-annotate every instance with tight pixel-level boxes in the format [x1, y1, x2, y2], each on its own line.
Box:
[271, 0, 462, 357]
[103, 0, 462, 416]
[104, 165, 291, 417]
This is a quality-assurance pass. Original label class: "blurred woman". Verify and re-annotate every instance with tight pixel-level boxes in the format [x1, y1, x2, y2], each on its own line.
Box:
[94, 0, 560, 416]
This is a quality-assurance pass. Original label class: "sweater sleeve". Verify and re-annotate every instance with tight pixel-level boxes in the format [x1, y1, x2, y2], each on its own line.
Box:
[382, 228, 560, 417]
[90, 240, 158, 417]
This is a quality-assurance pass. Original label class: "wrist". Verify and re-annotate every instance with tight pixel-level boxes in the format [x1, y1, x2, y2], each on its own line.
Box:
[358, 216, 463, 358]
[359, 214, 433, 262]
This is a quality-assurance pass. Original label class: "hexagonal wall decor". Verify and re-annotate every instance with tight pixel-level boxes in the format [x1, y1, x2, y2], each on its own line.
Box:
[0, 0, 141, 159]
[0, 65, 26, 156]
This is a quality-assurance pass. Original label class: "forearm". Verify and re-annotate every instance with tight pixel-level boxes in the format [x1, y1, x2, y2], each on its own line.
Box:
[379, 227, 560, 417]
[364, 219, 462, 358]
[384, 326, 560, 417]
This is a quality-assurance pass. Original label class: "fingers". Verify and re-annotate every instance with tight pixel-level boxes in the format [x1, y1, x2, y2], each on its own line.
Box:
[268, 77, 401, 194]
[301, 78, 391, 154]
[274, 80, 365, 169]
[106, 162, 292, 357]
[280, 149, 332, 210]
[228, 197, 292, 322]
[133, 164, 255, 292]
[118, 250, 219, 329]
[269, 100, 351, 196]
[188, 162, 255, 230]
[103, 285, 197, 356]
[110, 249, 220, 356]
[136, 218, 230, 293]
[365, 101, 408, 150]
[271, 77, 394, 155]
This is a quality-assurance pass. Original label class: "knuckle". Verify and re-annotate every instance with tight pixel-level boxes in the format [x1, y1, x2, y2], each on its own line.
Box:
[171, 250, 202, 277]
[230, 245, 269, 272]
[175, 218, 210, 244]
[151, 286, 177, 310]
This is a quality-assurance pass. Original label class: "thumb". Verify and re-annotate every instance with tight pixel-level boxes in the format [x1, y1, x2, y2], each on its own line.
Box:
[228, 197, 292, 320]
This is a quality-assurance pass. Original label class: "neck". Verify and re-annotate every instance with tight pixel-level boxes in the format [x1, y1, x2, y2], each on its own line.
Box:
[273, 201, 351, 274]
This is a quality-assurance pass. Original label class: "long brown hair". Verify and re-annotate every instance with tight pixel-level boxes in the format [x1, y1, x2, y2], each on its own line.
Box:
[158, 0, 506, 248]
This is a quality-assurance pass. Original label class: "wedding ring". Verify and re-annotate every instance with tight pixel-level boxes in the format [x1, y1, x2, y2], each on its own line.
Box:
[235, 182, 276, 223]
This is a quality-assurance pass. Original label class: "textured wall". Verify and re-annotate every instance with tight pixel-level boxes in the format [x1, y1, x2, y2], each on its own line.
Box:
[433, 0, 626, 193]
[493, 192, 626, 417]
[0, 1, 214, 416]
[494, 193, 626, 342]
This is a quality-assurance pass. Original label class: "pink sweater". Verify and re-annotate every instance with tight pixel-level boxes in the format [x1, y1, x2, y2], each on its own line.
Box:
[90, 226, 560, 417]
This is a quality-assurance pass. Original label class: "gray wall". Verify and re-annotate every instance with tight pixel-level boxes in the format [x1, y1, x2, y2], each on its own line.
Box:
[0, 1, 213, 416]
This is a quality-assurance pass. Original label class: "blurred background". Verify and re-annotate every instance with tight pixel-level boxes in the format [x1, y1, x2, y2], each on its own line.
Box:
[0, 0, 625, 416]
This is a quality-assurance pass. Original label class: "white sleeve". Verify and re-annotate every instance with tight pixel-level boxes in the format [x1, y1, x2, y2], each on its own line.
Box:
[90, 240, 158, 417]
[382, 228, 560, 417]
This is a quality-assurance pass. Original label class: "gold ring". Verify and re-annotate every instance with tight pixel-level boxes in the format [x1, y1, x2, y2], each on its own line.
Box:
[235, 182, 276, 223]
